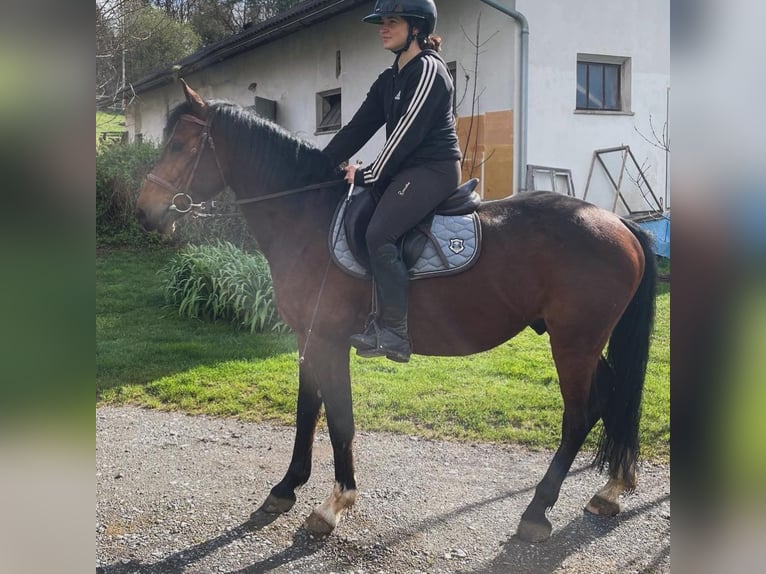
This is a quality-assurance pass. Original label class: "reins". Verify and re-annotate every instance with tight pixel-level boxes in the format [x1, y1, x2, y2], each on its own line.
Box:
[234, 179, 344, 205]
[147, 112, 343, 215]
[299, 180, 358, 364]
[149, 108, 351, 362]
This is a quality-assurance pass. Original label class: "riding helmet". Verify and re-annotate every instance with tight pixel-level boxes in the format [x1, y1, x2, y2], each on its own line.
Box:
[363, 0, 438, 36]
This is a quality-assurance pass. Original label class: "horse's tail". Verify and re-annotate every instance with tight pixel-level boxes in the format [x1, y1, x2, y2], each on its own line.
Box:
[593, 219, 657, 488]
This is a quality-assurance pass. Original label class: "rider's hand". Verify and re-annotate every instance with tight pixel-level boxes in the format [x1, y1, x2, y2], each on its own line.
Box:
[343, 164, 358, 184]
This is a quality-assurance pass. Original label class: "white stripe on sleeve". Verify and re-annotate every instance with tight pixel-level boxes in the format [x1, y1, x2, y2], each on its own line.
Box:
[363, 56, 438, 184]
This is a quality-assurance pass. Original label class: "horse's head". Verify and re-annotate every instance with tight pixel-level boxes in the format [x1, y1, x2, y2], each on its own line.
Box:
[135, 81, 227, 235]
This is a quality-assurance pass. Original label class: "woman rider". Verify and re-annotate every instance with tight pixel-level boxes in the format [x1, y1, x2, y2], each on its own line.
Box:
[323, 0, 461, 363]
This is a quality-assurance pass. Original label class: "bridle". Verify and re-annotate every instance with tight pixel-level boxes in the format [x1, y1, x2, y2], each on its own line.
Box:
[145, 114, 228, 215]
[146, 112, 343, 213]
[146, 111, 352, 363]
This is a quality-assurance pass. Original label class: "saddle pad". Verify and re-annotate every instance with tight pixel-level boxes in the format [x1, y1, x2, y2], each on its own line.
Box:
[329, 199, 482, 280]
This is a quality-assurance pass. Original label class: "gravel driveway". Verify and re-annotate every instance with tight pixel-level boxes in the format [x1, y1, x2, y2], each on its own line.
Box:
[96, 406, 670, 573]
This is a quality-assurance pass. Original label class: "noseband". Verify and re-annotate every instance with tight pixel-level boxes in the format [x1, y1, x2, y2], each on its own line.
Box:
[146, 114, 228, 215]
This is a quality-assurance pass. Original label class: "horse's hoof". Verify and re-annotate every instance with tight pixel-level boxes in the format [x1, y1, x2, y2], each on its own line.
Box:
[303, 509, 335, 535]
[585, 494, 621, 516]
[260, 493, 296, 514]
[516, 517, 552, 543]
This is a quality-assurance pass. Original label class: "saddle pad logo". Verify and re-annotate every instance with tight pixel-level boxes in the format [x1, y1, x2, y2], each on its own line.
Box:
[448, 238, 465, 254]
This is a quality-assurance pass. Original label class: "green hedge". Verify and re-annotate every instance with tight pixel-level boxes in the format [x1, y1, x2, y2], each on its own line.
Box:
[96, 140, 257, 248]
[161, 241, 288, 334]
[96, 141, 163, 246]
[171, 187, 258, 251]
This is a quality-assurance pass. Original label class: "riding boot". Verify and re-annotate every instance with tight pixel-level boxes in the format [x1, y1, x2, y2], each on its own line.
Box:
[348, 312, 379, 351]
[352, 243, 411, 363]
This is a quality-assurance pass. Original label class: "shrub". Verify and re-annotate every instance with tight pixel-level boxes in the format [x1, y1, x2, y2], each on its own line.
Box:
[96, 141, 163, 246]
[172, 188, 259, 251]
[161, 241, 288, 333]
[96, 139, 257, 249]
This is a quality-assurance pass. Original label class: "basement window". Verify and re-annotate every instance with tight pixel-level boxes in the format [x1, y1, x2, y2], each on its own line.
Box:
[316, 89, 342, 134]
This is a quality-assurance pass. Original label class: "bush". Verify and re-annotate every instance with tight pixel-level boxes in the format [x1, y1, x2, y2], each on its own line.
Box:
[172, 188, 259, 251]
[96, 139, 257, 249]
[161, 241, 288, 333]
[96, 141, 163, 246]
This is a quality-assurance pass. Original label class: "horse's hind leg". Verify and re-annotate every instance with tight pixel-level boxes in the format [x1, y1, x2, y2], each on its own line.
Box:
[517, 350, 601, 543]
[586, 358, 637, 517]
[260, 345, 323, 514]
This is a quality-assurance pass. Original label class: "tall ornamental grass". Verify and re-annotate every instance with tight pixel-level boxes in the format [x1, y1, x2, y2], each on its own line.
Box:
[162, 242, 288, 333]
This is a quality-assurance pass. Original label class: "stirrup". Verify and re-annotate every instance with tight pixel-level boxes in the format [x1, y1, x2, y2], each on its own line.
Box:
[355, 326, 411, 363]
[349, 314, 380, 351]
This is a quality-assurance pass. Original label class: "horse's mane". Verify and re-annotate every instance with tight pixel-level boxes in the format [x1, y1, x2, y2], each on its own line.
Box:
[164, 100, 338, 193]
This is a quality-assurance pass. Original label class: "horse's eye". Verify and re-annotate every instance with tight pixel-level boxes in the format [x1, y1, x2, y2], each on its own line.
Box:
[170, 141, 184, 153]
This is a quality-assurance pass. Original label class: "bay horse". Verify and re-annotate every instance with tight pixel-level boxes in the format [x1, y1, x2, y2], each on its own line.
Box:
[135, 81, 656, 543]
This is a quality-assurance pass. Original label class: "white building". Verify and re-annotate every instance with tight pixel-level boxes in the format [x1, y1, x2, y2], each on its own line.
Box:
[125, 0, 669, 213]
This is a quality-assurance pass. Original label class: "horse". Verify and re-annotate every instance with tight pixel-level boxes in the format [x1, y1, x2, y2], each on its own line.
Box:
[135, 81, 656, 543]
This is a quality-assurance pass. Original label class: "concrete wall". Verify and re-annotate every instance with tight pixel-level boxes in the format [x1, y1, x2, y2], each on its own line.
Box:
[127, 0, 670, 210]
[517, 0, 670, 213]
[127, 1, 519, 196]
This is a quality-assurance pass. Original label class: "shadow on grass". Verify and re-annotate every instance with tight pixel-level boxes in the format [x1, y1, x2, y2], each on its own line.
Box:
[97, 248, 298, 396]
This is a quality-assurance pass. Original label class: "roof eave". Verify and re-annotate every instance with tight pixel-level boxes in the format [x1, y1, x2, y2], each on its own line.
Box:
[121, 0, 365, 98]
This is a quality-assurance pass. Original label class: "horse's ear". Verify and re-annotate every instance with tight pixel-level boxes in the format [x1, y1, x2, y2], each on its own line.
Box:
[180, 78, 208, 117]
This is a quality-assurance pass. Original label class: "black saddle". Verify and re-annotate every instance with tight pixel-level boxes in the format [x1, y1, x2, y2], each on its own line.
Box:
[343, 178, 481, 270]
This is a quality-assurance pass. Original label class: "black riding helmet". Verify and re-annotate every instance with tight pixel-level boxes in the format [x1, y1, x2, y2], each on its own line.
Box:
[363, 0, 438, 45]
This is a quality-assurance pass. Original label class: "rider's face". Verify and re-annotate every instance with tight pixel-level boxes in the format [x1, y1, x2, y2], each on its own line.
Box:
[379, 16, 412, 52]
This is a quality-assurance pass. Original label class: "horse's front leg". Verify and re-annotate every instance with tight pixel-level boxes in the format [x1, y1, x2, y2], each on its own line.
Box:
[303, 340, 357, 534]
[261, 338, 323, 514]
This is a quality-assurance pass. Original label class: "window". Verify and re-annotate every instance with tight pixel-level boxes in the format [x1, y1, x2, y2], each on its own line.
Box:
[253, 96, 277, 122]
[576, 54, 631, 113]
[446, 60, 458, 114]
[316, 89, 341, 134]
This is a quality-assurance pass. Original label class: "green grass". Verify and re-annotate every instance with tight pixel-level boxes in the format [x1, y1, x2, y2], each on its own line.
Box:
[97, 248, 670, 459]
[96, 111, 126, 148]
[97, 110, 125, 133]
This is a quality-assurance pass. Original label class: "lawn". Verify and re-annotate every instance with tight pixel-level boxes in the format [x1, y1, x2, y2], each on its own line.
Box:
[96, 110, 126, 146]
[97, 248, 670, 459]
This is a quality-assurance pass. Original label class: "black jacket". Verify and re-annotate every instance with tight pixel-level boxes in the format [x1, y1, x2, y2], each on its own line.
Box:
[323, 50, 462, 188]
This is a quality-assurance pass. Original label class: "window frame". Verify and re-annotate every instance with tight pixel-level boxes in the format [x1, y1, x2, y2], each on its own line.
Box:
[575, 54, 632, 115]
[316, 88, 342, 135]
[446, 60, 458, 114]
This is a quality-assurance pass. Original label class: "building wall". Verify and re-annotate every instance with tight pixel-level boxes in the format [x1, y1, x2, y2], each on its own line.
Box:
[126, 1, 519, 197]
[517, 0, 670, 213]
[126, 0, 670, 210]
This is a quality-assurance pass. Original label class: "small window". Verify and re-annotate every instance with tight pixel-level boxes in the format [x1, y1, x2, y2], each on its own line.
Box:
[253, 96, 277, 121]
[316, 89, 341, 134]
[576, 55, 631, 113]
[446, 60, 458, 114]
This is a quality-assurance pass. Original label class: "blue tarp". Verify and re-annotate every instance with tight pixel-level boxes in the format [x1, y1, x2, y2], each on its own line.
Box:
[637, 215, 670, 259]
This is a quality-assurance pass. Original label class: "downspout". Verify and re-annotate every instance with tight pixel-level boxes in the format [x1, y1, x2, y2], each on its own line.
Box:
[478, 0, 529, 193]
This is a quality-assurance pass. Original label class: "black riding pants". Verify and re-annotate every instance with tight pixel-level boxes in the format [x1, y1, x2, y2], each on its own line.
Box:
[365, 159, 462, 253]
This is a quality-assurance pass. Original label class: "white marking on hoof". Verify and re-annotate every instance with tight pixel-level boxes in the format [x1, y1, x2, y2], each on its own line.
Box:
[585, 477, 625, 516]
[304, 482, 357, 535]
